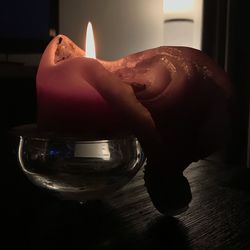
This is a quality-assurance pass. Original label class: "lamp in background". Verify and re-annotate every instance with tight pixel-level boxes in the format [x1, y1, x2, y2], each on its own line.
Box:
[163, 0, 203, 49]
[163, 0, 195, 14]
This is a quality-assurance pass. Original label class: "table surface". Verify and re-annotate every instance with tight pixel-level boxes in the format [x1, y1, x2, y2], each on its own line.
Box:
[4, 157, 250, 250]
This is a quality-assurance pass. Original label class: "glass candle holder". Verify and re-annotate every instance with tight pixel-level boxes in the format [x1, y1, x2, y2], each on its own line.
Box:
[12, 124, 146, 202]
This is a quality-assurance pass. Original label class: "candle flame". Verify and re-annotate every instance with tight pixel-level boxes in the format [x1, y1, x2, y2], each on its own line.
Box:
[85, 22, 96, 59]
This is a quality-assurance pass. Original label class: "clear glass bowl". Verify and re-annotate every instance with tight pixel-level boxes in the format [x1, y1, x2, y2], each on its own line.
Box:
[13, 125, 146, 202]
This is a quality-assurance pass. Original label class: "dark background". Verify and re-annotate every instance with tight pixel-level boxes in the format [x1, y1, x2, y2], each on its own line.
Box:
[202, 0, 250, 166]
[0, 0, 58, 53]
[2, 0, 249, 201]
[2, 0, 249, 166]
[1, 1, 250, 248]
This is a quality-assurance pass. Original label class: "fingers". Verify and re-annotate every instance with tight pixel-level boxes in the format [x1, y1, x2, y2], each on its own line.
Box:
[38, 34, 232, 164]
[75, 57, 160, 144]
[37, 35, 232, 215]
[105, 46, 232, 165]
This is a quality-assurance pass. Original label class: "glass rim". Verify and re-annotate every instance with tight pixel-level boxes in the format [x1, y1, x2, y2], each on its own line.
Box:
[11, 123, 136, 141]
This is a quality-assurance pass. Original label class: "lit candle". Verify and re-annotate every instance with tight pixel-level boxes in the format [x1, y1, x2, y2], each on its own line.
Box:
[37, 22, 156, 138]
[37, 22, 232, 171]
[85, 22, 96, 59]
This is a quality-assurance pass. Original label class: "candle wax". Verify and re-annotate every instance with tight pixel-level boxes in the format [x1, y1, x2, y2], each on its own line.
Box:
[37, 35, 232, 172]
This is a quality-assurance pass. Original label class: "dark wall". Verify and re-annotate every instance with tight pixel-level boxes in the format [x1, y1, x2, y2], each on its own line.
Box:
[202, 0, 250, 166]
[2, 66, 37, 206]
[3, 67, 37, 130]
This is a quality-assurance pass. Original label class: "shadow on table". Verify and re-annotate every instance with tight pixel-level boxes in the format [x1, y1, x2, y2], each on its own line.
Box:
[17, 200, 138, 250]
[141, 216, 190, 250]
[225, 168, 250, 191]
[4, 151, 190, 250]
[6, 194, 190, 250]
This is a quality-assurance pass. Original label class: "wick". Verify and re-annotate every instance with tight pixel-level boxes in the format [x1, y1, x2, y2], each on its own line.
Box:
[58, 37, 63, 44]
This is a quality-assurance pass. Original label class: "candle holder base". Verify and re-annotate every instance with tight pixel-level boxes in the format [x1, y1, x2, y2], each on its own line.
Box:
[11, 124, 146, 202]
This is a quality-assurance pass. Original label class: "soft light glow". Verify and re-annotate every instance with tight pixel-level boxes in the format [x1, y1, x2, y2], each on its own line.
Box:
[74, 142, 110, 160]
[163, 0, 195, 13]
[85, 22, 96, 59]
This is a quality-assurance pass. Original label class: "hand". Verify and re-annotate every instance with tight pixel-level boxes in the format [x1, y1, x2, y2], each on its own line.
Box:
[37, 36, 232, 214]
[102, 47, 232, 214]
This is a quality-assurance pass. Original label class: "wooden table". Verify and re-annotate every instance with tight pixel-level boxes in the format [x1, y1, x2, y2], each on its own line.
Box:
[4, 158, 250, 249]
